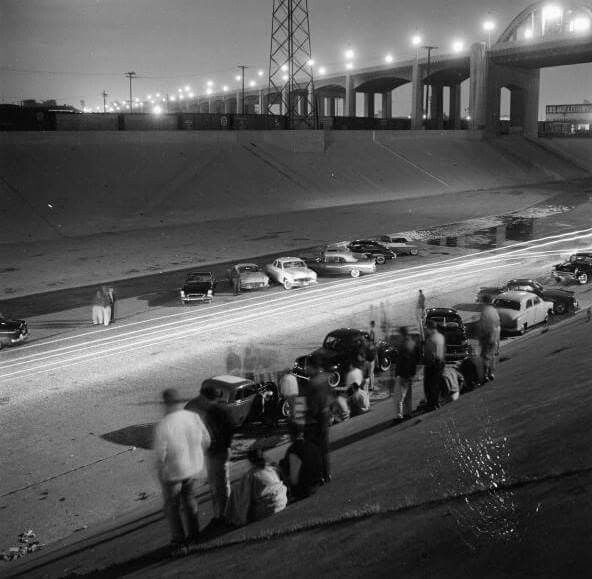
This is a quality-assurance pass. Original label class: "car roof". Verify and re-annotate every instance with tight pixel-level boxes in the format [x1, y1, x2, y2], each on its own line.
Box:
[275, 256, 304, 262]
[322, 251, 355, 258]
[495, 290, 537, 300]
[507, 278, 537, 285]
[203, 375, 255, 389]
[325, 328, 365, 338]
[426, 307, 459, 315]
[235, 263, 260, 268]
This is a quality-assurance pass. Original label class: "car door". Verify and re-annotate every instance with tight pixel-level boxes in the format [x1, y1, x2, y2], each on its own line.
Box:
[324, 255, 342, 274]
[532, 296, 545, 324]
[525, 298, 535, 325]
[232, 385, 256, 425]
[269, 260, 281, 282]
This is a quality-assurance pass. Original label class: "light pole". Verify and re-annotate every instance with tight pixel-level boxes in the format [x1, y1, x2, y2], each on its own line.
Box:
[238, 65, 248, 115]
[422, 45, 437, 127]
[101, 90, 108, 113]
[125, 71, 136, 112]
[483, 20, 496, 48]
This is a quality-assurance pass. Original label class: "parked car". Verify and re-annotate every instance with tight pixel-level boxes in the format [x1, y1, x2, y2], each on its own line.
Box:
[492, 291, 553, 335]
[0, 315, 29, 350]
[185, 375, 268, 428]
[265, 257, 318, 290]
[346, 240, 396, 265]
[293, 328, 395, 388]
[423, 308, 471, 362]
[477, 278, 578, 315]
[553, 252, 592, 285]
[229, 263, 270, 291]
[302, 250, 376, 278]
[370, 235, 419, 256]
[180, 272, 216, 304]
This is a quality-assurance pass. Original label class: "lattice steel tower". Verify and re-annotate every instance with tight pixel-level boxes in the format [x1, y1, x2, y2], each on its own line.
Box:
[267, 0, 316, 128]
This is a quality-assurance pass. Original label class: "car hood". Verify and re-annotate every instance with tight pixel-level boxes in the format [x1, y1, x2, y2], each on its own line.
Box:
[284, 267, 315, 278]
[541, 288, 575, 299]
[182, 282, 212, 292]
[553, 262, 577, 272]
[240, 271, 268, 282]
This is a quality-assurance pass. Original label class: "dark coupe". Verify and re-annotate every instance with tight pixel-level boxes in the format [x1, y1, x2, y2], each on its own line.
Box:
[477, 278, 578, 314]
[424, 307, 471, 363]
[293, 328, 395, 388]
[0, 315, 29, 350]
[179, 272, 216, 304]
[553, 252, 592, 285]
[346, 240, 396, 265]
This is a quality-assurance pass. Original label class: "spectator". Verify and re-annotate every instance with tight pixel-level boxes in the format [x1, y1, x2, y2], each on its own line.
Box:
[107, 286, 116, 323]
[417, 289, 426, 332]
[225, 447, 287, 527]
[350, 383, 370, 416]
[91, 287, 110, 326]
[193, 383, 234, 532]
[301, 355, 332, 483]
[368, 320, 376, 343]
[330, 392, 350, 424]
[423, 321, 446, 411]
[479, 303, 501, 382]
[394, 326, 418, 421]
[153, 388, 211, 557]
[345, 360, 364, 392]
[280, 433, 324, 500]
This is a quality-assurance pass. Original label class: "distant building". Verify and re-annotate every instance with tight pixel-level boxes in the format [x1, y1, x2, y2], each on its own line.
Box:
[545, 103, 592, 133]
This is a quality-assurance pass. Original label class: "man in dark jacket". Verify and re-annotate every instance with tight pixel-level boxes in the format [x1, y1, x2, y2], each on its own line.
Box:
[394, 326, 418, 421]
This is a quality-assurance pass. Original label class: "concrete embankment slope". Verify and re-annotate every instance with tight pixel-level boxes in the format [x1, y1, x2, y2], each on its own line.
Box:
[1, 130, 589, 244]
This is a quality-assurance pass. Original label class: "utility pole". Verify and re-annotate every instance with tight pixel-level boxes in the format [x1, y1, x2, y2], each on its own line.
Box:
[422, 46, 437, 128]
[101, 90, 109, 113]
[237, 65, 248, 115]
[125, 71, 136, 113]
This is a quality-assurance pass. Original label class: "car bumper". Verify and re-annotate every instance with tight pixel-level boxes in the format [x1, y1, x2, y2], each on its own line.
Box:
[292, 279, 317, 287]
[241, 282, 269, 290]
[181, 294, 212, 302]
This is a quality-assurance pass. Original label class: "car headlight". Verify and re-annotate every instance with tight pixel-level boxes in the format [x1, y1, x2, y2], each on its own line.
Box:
[207, 289, 213, 296]
[180, 290, 185, 298]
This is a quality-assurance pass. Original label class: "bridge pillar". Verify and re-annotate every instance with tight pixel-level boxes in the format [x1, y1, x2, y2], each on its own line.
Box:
[224, 99, 233, 114]
[308, 85, 315, 117]
[364, 93, 375, 118]
[449, 83, 462, 129]
[328, 97, 336, 116]
[345, 74, 356, 117]
[411, 62, 424, 129]
[469, 42, 488, 130]
[258, 90, 268, 115]
[430, 85, 444, 129]
[381, 91, 392, 119]
[236, 91, 243, 114]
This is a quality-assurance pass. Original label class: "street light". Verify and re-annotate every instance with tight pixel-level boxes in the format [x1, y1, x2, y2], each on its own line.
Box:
[345, 61, 354, 70]
[257, 69, 264, 76]
[452, 40, 464, 53]
[483, 19, 496, 47]
[524, 28, 534, 39]
[570, 15, 591, 33]
[124, 71, 136, 112]
[344, 48, 355, 60]
[318, 66, 326, 75]
[411, 34, 422, 47]
[384, 53, 394, 64]
[307, 59, 315, 67]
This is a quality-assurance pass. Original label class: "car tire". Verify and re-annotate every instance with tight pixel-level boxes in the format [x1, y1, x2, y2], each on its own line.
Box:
[327, 371, 341, 388]
[283, 278, 293, 290]
[350, 268, 360, 278]
[375, 255, 386, 265]
[554, 302, 567, 315]
[379, 356, 391, 372]
[410, 248, 419, 256]
[519, 323, 527, 335]
[577, 272, 588, 284]
[280, 399, 291, 419]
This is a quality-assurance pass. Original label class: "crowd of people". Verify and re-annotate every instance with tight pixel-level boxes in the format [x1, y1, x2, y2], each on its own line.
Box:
[152, 289, 502, 557]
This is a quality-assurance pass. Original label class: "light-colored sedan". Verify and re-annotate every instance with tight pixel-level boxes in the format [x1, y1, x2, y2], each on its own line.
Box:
[265, 257, 318, 290]
[229, 263, 270, 291]
[371, 235, 419, 256]
[492, 291, 554, 335]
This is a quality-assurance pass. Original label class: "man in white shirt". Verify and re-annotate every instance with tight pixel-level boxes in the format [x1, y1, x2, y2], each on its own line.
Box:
[154, 388, 211, 556]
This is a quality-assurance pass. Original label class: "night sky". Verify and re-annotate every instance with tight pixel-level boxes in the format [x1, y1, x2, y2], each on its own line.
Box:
[2, 0, 591, 116]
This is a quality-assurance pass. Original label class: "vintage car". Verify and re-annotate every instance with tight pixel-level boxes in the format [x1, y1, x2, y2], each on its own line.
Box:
[229, 263, 270, 291]
[423, 307, 471, 362]
[552, 252, 592, 285]
[179, 272, 216, 304]
[185, 375, 285, 428]
[265, 257, 318, 290]
[346, 240, 396, 265]
[293, 328, 395, 388]
[370, 235, 419, 256]
[303, 251, 376, 278]
[0, 315, 29, 350]
[492, 291, 554, 335]
[477, 278, 578, 315]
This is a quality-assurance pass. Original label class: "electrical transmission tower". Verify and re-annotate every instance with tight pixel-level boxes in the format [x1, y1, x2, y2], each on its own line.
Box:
[267, 0, 316, 128]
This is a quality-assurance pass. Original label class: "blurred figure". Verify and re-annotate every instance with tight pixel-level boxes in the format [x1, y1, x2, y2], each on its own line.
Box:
[107, 286, 116, 323]
[368, 320, 376, 342]
[225, 347, 242, 375]
[394, 326, 418, 421]
[345, 358, 364, 391]
[91, 286, 111, 327]
[479, 303, 501, 382]
[423, 321, 445, 411]
[350, 383, 370, 416]
[330, 392, 350, 424]
[279, 370, 299, 431]
[232, 271, 241, 296]
[280, 432, 324, 500]
[100, 285, 112, 326]
[417, 290, 426, 339]
[302, 354, 332, 483]
[194, 383, 234, 531]
[153, 388, 211, 557]
[225, 447, 287, 527]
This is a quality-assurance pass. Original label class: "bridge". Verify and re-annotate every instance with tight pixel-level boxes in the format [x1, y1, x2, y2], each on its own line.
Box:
[155, 1, 592, 137]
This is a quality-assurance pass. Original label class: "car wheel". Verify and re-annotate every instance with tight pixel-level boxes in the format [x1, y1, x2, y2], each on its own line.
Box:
[280, 399, 291, 419]
[327, 371, 341, 388]
[519, 323, 527, 335]
[283, 278, 293, 290]
[410, 248, 419, 256]
[577, 272, 588, 284]
[554, 302, 567, 315]
[350, 268, 360, 278]
[379, 356, 391, 372]
[375, 255, 386, 265]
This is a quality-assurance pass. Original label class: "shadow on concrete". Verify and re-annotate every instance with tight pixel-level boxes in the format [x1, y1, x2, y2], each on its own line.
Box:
[101, 424, 155, 450]
[29, 319, 89, 330]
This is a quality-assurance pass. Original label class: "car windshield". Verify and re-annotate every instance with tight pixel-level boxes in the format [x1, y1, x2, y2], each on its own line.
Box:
[323, 335, 343, 350]
[187, 274, 211, 283]
[493, 298, 521, 311]
[283, 260, 305, 269]
[238, 265, 261, 273]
